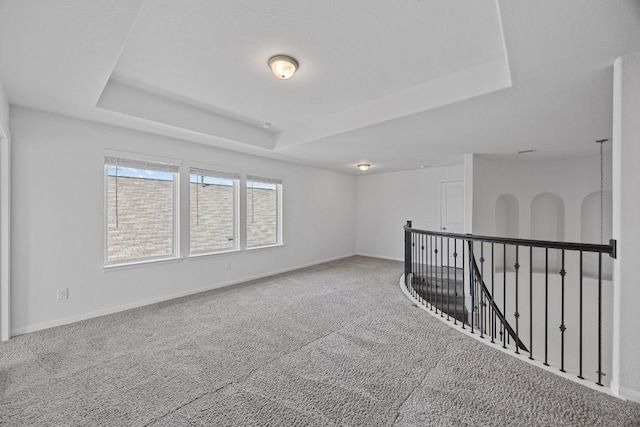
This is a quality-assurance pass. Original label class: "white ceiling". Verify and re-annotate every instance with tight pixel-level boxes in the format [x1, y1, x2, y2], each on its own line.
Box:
[0, 0, 639, 174]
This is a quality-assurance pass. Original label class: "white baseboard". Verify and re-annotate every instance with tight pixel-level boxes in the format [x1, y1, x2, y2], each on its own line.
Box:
[612, 381, 640, 403]
[612, 380, 620, 396]
[10, 253, 356, 337]
[355, 252, 403, 262]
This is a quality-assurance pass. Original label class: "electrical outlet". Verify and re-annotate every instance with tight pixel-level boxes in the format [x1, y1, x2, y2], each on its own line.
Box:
[225, 262, 231, 270]
[57, 288, 68, 300]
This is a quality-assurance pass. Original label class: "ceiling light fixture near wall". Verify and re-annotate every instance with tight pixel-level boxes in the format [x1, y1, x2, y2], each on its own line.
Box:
[357, 163, 370, 171]
[269, 55, 298, 80]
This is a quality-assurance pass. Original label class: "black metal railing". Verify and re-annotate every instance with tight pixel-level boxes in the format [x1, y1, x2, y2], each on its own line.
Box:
[469, 252, 528, 352]
[403, 221, 616, 386]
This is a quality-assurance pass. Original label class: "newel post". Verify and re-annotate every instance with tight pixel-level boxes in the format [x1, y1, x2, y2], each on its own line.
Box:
[404, 221, 412, 285]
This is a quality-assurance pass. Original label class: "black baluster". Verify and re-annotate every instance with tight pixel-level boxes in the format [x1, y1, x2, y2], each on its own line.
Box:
[412, 233, 416, 298]
[578, 251, 584, 380]
[424, 234, 428, 303]
[424, 235, 428, 305]
[491, 243, 495, 343]
[462, 241, 466, 329]
[418, 233, 422, 299]
[514, 245, 520, 354]
[425, 234, 429, 304]
[430, 235, 434, 310]
[404, 232, 415, 290]
[480, 243, 485, 338]
[529, 246, 534, 360]
[413, 233, 417, 298]
[447, 238, 451, 321]
[429, 234, 433, 309]
[560, 250, 566, 373]
[405, 222, 412, 290]
[544, 248, 549, 366]
[420, 234, 424, 301]
[597, 252, 603, 386]
[440, 236, 445, 318]
[454, 240, 458, 326]
[434, 238, 439, 315]
[416, 233, 420, 299]
[470, 242, 475, 334]
[503, 243, 507, 348]
[417, 233, 420, 298]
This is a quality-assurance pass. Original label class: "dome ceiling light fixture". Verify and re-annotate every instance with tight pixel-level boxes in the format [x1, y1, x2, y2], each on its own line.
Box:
[268, 55, 298, 80]
[357, 163, 370, 171]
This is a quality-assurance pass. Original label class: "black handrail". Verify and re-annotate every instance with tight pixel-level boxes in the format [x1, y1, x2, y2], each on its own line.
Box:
[469, 246, 528, 352]
[403, 225, 616, 258]
[403, 221, 616, 387]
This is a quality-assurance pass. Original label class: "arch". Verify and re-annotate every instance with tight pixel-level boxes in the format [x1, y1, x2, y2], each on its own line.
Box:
[581, 191, 613, 279]
[531, 193, 565, 271]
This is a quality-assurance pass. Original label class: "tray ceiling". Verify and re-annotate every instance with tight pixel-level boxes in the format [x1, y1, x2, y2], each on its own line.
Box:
[1, 0, 639, 174]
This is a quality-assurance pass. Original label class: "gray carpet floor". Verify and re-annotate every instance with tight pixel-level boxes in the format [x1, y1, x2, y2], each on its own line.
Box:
[1, 256, 639, 426]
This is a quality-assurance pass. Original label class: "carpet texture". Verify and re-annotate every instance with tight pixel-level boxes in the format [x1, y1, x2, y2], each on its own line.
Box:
[1, 256, 639, 426]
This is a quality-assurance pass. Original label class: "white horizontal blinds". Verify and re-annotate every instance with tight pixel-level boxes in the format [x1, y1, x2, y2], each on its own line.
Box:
[246, 175, 282, 185]
[246, 175, 280, 247]
[190, 167, 240, 181]
[106, 154, 178, 232]
[105, 156, 179, 173]
[190, 167, 239, 228]
[247, 175, 278, 224]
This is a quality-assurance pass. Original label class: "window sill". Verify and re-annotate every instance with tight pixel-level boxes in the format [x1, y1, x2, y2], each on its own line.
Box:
[188, 249, 241, 260]
[246, 243, 284, 251]
[102, 256, 183, 272]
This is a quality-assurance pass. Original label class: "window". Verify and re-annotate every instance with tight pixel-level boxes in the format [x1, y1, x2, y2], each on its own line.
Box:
[105, 156, 179, 264]
[246, 175, 282, 248]
[190, 168, 239, 255]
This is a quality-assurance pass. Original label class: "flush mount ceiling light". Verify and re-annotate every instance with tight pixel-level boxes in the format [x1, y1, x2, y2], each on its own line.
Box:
[269, 55, 298, 80]
[357, 163, 370, 171]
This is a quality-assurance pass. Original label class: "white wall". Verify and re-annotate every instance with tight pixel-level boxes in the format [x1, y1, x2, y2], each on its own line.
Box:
[355, 165, 464, 260]
[9, 107, 356, 334]
[471, 154, 612, 242]
[612, 53, 640, 403]
[0, 74, 8, 131]
[0, 73, 10, 341]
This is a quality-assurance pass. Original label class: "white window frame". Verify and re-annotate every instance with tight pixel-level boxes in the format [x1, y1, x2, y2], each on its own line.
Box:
[245, 174, 283, 250]
[102, 151, 181, 269]
[188, 166, 240, 257]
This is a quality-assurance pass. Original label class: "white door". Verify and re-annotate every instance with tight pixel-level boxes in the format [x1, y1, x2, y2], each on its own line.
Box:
[440, 180, 464, 233]
[440, 180, 464, 268]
